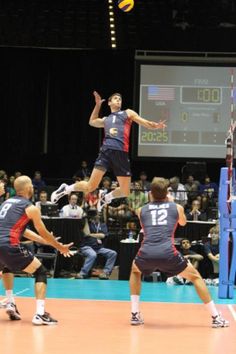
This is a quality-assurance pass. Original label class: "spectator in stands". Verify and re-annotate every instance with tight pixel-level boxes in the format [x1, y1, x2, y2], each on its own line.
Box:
[32, 171, 46, 190]
[73, 160, 91, 181]
[0, 170, 8, 204]
[14, 171, 22, 178]
[184, 175, 200, 202]
[167, 238, 204, 285]
[199, 175, 218, 207]
[32, 171, 46, 201]
[60, 193, 84, 218]
[138, 171, 151, 192]
[5, 175, 16, 199]
[35, 191, 52, 210]
[85, 189, 99, 215]
[185, 199, 207, 221]
[168, 176, 188, 207]
[128, 181, 148, 216]
[100, 176, 112, 191]
[180, 238, 203, 270]
[204, 225, 219, 277]
[89, 213, 108, 239]
[76, 219, 117, 280]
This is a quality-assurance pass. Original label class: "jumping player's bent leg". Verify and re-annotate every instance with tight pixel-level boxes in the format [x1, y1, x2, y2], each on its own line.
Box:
[51, 168, 105, 203]
[129, 261, 144, 325]
[23, 257, 57, 325]
[179, 263, 229, 328]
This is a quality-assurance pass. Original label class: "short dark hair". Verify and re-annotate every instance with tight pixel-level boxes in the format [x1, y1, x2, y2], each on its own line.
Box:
[108, 93, 122, 102]
[151, 177, 169, 201]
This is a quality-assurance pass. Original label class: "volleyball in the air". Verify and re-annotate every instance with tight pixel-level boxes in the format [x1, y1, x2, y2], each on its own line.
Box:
[118, 0, 134, 12]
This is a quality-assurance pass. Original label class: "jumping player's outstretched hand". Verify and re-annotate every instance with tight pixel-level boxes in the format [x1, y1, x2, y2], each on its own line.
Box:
[58, 242, 74, 257]
[93, 91, 105, 106]
[148, 119, 167, 130]
[0, 182, 5, 197]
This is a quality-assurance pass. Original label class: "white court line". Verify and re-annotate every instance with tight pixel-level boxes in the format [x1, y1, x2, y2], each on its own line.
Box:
[15, 288, 30, 296]
[228, 304, 236, 321]
[0, 288, 30, 307]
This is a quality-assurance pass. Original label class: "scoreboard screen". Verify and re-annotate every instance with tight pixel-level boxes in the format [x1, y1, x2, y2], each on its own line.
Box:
[136, 63, 236, 159]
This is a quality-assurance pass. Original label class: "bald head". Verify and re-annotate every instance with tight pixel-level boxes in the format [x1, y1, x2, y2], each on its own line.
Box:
[14, 176, 32, 195]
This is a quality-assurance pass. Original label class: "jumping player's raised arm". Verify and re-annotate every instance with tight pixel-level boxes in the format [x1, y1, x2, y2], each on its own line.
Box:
[89, 91, 106, 128]
[176, 204, 187, 226]
[126, 109, 166, 130]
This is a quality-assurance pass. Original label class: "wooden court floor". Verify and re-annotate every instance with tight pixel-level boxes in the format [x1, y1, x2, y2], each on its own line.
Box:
[0, 279, 236, 354]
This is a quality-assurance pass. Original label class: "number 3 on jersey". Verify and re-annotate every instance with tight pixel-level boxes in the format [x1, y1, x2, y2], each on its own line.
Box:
[151, 209, 168, 225]
[0, 203, 12, 218]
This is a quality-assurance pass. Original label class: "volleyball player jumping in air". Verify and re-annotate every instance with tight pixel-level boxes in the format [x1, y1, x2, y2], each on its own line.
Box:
[51, 91, 166, 209]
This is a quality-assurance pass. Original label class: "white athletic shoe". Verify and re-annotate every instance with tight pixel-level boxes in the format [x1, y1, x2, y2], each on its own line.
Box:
[130, 312, 144, 326]
[212, 313, 229, 328]
[6, 302, 21, 320]
[97, 189, 110, 212]
[166, 277, 174, 284]
[50, 183, 68, 203]
[0, 300, 7, 309]
[32, 312, 58, 325]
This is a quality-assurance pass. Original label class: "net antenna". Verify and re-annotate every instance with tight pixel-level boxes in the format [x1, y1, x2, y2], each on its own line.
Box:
[226, 69, 236, 206]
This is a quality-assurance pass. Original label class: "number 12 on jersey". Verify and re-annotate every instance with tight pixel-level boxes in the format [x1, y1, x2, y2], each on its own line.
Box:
[151, 209, 168, 225]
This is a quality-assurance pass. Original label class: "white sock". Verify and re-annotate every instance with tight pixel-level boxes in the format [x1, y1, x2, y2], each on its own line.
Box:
[205, 300, 218, 317]
[105, 192, 115, 203]
[36, 299, 45, 316]
[131, 295, 140, 313]
[6, 290, 15, 304]
[65, 184, 75, 194]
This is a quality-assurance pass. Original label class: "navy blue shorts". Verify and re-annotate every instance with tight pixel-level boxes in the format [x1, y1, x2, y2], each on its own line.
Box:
[0, 245, 34, 272]
[94, 147, 131, 177]
[134, 252, 188, 277]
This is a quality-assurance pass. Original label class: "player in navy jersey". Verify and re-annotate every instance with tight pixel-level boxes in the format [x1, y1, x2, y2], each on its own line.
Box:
[129, 177, 229, 328]
[0, 176, 73, 325]
[51, 91, 166, 209]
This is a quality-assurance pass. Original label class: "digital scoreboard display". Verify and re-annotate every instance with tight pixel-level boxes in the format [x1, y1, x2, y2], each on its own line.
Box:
[137, 64, 235, 159]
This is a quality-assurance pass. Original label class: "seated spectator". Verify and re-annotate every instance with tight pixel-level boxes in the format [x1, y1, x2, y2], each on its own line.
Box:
[89, 213, 108, 239]
[167, 238, 204, 285]
[127, 181, 148, 216]
[184, 175, 200, 202]
[14, 171, 22, 178]
[168, 176, 188, 207]
[32, 170, 46, 200]
[105, 198, 131, 224]
[73, 160, 91, 181]
[204, 225, 219, 282]
[185, 199, 207, 221]
[180, 238, 203, 270]
[76, 219, 117, 279]
[100, 176, 112, 191]
[35, 190, 52, 210]
[85, 189, 99, 216]
[0, 170, 8, 204]
[138, 171, 151, 192]
[199, 175, 218, 207]
[5, 175, 16, 199]
[60, 193, 84, 218]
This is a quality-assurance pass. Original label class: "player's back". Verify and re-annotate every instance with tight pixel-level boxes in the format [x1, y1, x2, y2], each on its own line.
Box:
[139, 201, 179, 258]
[103, 110, 132, 152]
[0, 196, 31, 246]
